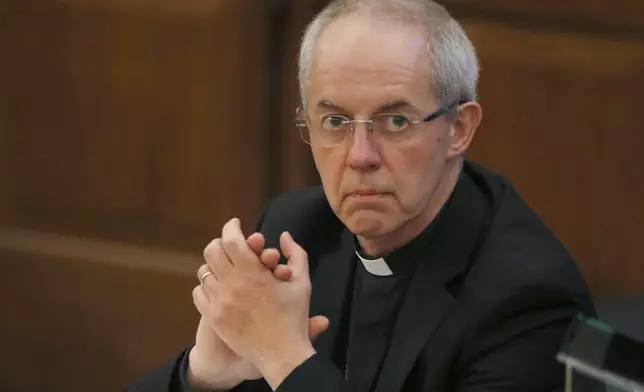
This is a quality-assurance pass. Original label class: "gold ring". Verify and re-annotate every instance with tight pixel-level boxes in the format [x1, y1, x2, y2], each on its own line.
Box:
[199, 270, 213, 285]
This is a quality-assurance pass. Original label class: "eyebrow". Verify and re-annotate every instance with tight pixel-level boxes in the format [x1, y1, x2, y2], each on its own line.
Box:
[316, 100, 345, 112]
[374, 100, 418, 113]
[315, 99, 420, 114]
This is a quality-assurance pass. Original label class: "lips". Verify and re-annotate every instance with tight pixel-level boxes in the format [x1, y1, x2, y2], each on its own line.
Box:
[351, 189, 381, 196]
[346, 189, 390, 200]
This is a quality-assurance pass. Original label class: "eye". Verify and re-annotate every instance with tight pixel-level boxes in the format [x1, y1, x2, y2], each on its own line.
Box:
[383, 115, 410, 131]
[321, 115, 347, 130]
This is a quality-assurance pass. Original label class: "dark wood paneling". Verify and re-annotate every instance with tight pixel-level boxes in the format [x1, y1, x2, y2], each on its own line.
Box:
[278, 0, 325, 191]
[2, 0, 269, 251]
[0, 1, 328, 390]
[0, 1, 10, 223]
[446, 0, 644, 34]
[464, 19, 644, 297]
[0, 242, 199, 392]
[0, 2, 325, 391]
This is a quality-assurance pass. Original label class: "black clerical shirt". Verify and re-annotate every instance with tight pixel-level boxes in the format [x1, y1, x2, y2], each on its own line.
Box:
[342, 221, 437, 392]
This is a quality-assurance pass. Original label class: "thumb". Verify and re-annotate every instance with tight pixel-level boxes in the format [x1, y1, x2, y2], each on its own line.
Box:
[308, 315, 329, 341]
[279, 231, 309, 276]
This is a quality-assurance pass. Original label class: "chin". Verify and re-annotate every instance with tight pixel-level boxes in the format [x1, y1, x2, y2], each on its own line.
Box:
[342, 210, 394, 238]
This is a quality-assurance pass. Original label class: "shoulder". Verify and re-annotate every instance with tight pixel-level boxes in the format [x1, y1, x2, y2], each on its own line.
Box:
[459, 160, 595, 317]
[255, 186, 345, 253]
[447, 164, 595, 382]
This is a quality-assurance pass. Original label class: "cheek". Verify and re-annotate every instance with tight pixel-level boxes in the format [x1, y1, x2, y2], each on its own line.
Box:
[311, 146, 345, 204]
[388, 139, 445, 206]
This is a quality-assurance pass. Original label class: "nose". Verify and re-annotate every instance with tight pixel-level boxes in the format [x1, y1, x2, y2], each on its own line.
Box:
[346, 123, 381, 171]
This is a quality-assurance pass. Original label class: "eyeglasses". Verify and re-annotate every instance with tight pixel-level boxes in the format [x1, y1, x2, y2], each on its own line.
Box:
[295, 100, 466, 146]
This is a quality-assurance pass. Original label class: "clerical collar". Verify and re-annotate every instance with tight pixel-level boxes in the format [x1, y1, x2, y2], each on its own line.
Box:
[353, 214, 440, 277]
[354, 251, 394, 276]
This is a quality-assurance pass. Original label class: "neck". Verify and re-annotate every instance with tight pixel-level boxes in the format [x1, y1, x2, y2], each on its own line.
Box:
[357, 158, 462, 257]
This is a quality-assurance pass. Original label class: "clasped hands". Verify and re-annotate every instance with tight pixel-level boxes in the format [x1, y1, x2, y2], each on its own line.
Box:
[189, 218, 329, 390]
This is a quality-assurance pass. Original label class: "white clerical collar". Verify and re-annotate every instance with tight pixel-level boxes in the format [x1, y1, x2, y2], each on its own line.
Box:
[355, 251, 394, 276]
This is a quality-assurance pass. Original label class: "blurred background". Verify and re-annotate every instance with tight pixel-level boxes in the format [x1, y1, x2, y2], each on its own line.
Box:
[1, 0, 643, 391]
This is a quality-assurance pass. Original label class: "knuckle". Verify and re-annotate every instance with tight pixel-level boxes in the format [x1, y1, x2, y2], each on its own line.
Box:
[203, 239, 219, 259]
[299, 275, 312, 291]
[196, 264, 209, 277]
[221, 236, 238, 253]
[192, 286, 199, 300]
[293, 247, 307, 259]
[193, 264, 208, 280]
[248, 278, 266, 292]
[192, 286, 204, 309]
[230, 283, 248, 299]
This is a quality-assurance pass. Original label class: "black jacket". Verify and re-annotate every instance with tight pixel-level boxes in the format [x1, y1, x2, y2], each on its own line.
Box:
[126, 160, 595, 392]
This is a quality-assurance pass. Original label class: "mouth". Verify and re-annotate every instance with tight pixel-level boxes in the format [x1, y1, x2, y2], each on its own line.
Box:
[346, 190, 389, 200]
[353, 190, 380, 196]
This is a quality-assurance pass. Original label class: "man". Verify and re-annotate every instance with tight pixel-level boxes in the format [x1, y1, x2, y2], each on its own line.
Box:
[127, 0, 595, 391]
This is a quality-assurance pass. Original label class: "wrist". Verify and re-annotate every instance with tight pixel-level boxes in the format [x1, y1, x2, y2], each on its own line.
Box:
[256, 344, 316, 391]
[187, 346, 242, 391]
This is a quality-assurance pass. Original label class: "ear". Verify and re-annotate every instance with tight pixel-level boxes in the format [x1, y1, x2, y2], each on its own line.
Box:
[447, 102, 482, 159]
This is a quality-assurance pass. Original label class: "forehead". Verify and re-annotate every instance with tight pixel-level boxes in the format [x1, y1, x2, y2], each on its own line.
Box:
[309, 13, 434, 111]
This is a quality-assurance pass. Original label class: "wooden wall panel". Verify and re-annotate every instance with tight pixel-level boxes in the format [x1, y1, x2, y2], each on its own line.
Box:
[0, 1, 286, 391]
[446, 0, 644, 33]
[462, 19, 644, 297]
[277, 0, 327, 191]
[0, 235, 200, 392]
[0, 1, 9, 222]
[3, 0, 269, 251]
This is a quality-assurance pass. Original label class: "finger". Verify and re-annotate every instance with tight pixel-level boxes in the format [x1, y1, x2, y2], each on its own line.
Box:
[246, 232, 265, 255]
[308, 315, 330, 341]
[273, 264, 293, 281]
[192, 284, 211, 316]
[259, 248, 281, 270]
[196, 264, 217, 301]
[279, 231, 309, 278]
[203, 239, 233, 283]
[197, 263, 214, 283]
[260, 247, 293, 280]
[221, 218, 260, 269]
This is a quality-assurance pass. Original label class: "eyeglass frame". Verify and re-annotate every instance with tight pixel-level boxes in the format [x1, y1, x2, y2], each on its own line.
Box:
[295, 99, 468, 146]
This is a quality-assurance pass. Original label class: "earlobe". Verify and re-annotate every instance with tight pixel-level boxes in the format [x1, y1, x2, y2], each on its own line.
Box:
[447, 102, 482, 158]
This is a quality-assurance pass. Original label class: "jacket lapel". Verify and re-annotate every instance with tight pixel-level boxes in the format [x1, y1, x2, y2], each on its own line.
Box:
[374, 173, 491, 392]
[309, 229, 356, 364]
